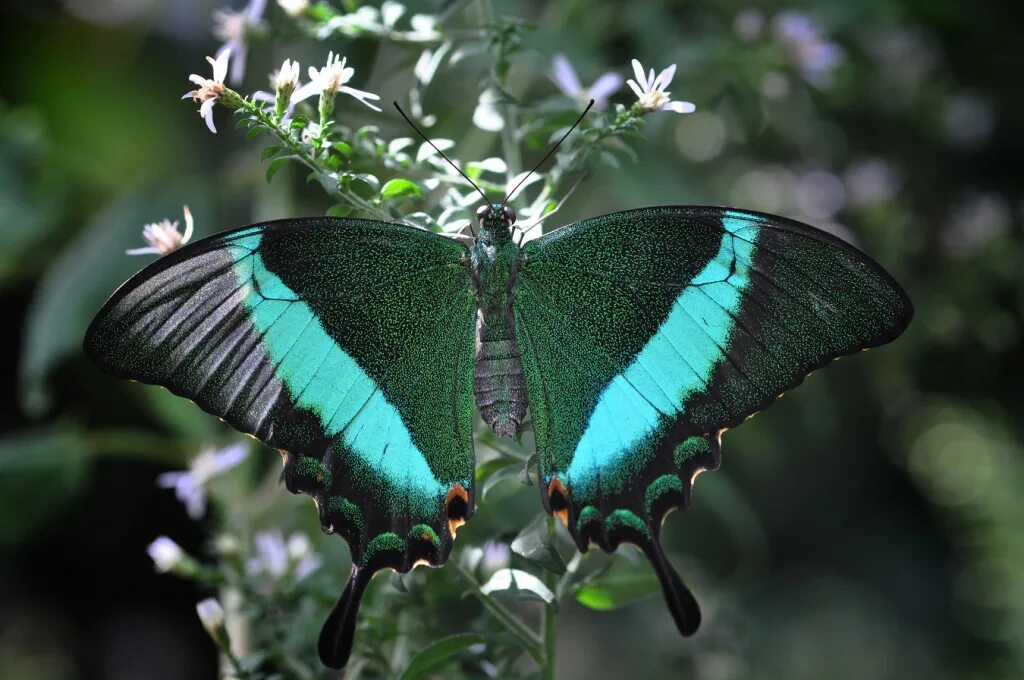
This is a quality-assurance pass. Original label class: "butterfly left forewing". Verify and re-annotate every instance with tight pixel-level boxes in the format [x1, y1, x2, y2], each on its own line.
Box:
[85, 217, 478, 668]
[514, 206, 912, 636]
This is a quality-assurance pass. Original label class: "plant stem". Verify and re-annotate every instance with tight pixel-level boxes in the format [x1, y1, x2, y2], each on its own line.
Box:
[451, 562, 543, 663]
[478, 0, 521, 186]
[540, 516, 558, 680]
[247, 104, 395, 221]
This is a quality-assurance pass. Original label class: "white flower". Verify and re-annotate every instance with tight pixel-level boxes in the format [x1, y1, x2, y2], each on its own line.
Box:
[295, 52, 381, 111]
[276, 0, 308, 17]
[274, 58, 301, 93]
[480, 540, 511, 575]
[196, 598, 226, 641]
[627, 59, 695, 114]
[127, 205, 194, 256]
[157, 443, 249, 519]
[300, 121, 322, 146]
[247, 530, 323, 581]
[213, 0, 268, 84]
[773, 12, 843, 86]
[550, 55, 623, 110]
[287, 533, 323, 581]
[184, 50, 231, 133]
[148, 536, 185, 573]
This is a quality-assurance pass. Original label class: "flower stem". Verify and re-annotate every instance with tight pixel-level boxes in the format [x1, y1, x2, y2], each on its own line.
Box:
[451, 561, 543, 663]
[540, 516, 558, 680]
[246, 103, 394, 221]
[478, 0, 521, 186]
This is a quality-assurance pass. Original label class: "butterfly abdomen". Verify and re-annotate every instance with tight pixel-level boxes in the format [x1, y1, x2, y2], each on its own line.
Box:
[470, 231, 527, 438]
[474, 322, 527, 437]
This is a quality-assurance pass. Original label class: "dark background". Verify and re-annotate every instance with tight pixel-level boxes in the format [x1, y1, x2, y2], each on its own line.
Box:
[1, 0, 1022, 678]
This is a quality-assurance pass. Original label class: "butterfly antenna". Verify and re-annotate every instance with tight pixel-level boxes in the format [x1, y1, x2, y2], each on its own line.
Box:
[500, 98, 594, 209]
[393, 102, 491, 207]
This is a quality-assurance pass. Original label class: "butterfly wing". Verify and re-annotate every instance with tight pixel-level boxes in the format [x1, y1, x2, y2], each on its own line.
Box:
[85, 217, 477, 668]
[513, 206, 912, 635]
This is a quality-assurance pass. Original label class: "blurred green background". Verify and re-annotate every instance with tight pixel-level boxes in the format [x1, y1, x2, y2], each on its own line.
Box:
[1, 0, 1023, 678]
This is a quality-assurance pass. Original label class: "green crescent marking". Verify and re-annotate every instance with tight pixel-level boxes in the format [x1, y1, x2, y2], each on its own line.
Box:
[409, 524, 440, 547]
[364, 532, 404, 566]
[604, 509, 650, 538]
[577, 505, 602, 535]
[566, 212, 762, 496]
[644, 474, 684, 516]
[674, 436, 711, 468]
[228, 235, 445, 511]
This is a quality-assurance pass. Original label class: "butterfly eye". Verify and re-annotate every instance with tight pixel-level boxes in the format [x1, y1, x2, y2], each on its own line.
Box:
[503, 206, 517, 224]
[476, 205, 490, 220]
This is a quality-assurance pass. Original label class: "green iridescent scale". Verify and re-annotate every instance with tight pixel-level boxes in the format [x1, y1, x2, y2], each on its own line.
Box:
[84, 204, 912, 669]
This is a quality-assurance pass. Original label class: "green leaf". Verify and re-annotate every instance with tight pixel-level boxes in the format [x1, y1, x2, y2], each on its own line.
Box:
[520, 452, 537, 486]
[326, 203, 353, 218]
[574, 567, 660, 611]
[260, 145, 283, 161]
[481, 569, 557, 609]
[398, 633, 484, 680]
[481, 464, 523, 502]
[137, 385, 220, 440]
[246, 125, 264, 140]
[19, 182, 211, 414]
[380, 178, 422, 201]
[475, 457, 519, 485]
[334, 141, 353, 156]
[511, 514, 566, 575]
[0, 428, 88, 546]
[265, 157, 289, 183]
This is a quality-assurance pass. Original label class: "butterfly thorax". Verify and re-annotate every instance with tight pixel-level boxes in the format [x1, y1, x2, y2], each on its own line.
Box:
[469, 207, 527, 438]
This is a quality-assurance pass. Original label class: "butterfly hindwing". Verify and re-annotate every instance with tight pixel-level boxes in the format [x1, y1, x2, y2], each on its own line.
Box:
[85, 217, 477, 668]
[514, 206, 912, 634]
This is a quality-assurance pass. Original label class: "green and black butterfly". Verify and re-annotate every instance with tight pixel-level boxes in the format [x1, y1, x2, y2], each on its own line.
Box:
[84, 155, 912, 668]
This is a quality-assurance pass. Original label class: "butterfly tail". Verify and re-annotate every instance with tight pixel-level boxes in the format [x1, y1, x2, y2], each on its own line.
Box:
[318, 565, 372, 669]
[642, 539, 701, 637]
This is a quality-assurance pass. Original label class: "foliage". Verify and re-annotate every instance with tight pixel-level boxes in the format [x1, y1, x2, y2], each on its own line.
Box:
[0, 0, 1022, 679]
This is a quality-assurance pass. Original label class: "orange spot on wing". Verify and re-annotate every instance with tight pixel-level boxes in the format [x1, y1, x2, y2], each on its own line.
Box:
[548, 477, 570, 527]
[445, 484, 470, 538]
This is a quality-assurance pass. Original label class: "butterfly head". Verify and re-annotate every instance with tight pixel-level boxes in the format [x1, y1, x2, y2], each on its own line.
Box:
[476, 203, 516, 236]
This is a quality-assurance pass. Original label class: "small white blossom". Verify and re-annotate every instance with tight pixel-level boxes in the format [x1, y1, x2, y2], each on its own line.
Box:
[627, 59, 696, 114]
[148, 536, 185, 573]
[213, 0, 268, 84]
[248, 530, 323, 581]
[274, 58, 301, 93]
[157, 443, 248, 519]
[296, 52, 381, 111]
[480, 541, 511, 575]
[184, 50, 232, 133]
[196, 598, 226, 640]
[773, 12, 843, 86]
[127, 205, 194, 256]
[550, 55, 623, 110]
[277, 0, 309, 17]
[734, 8, 766, 40]
[300, 122, 322, 146]
[287, 533, 323, 581]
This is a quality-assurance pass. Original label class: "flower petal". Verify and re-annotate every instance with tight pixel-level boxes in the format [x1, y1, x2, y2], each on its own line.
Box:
[631, 59, 648, 90]
[626, 78, 644, 99]
[212, 48, 231, 83]
[666, 100, 696, 113]
[551, 54, 582, 97]
[589, 72, 624, 102]
[655, 63, 676, 90]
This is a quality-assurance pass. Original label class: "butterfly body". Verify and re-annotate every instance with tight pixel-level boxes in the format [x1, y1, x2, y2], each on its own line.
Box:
[470, 203, 528, 437]
[85, 205, 912, 669]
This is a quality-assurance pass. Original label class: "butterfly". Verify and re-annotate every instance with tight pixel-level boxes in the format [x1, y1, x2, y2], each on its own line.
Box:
[84, 191, 912, 667]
